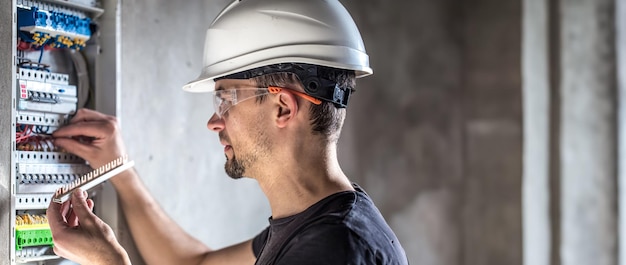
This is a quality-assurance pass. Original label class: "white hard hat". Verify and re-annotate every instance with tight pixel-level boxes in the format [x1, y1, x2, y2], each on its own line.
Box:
[182, 0, 373, 93]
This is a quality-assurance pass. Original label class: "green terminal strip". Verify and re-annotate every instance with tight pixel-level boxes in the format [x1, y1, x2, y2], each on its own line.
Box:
[15, 225, 54, 250]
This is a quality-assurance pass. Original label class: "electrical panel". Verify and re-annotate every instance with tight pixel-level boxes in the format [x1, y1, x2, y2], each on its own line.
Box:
[5, 0, 121, 264]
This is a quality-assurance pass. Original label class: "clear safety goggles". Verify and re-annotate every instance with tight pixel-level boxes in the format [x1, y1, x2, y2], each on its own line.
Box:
[211, 86, 321, 118]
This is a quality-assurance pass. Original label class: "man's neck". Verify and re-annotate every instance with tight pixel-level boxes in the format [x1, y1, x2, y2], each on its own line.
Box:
[253, 144, 354, 219]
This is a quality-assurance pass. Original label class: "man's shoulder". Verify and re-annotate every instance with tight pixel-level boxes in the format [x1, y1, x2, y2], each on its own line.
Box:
[255, 185, 409, 264]
[275, 190, 408, 264]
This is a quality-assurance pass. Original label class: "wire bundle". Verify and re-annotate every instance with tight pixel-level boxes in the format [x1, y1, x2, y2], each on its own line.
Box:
[15, 214, 48, 226]
[16, 124, 57, 152]
[16, 40, 50, 74]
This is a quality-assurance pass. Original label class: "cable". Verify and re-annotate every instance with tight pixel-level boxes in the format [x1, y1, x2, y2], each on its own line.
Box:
[16, 124, 34, 143]
[18, 61, 50, 72]
[69, 49, 90, 108]
[37, 46, 44, 64]
[16, 124, 58, 151]
[34, 125, 50, 134]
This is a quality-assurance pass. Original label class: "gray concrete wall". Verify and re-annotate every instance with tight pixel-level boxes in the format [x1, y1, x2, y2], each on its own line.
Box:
[618, 0, 626, 264]
[522, 0, 552, 264]
[119, 0, 270, 263]
[342, 0, 522, 264]
[118, 0, 524, 264]
[460, 0, 523, 264]
[523, 0, 620, 265]
[340, 0, 464, 264]
[559, 1, 617, 264]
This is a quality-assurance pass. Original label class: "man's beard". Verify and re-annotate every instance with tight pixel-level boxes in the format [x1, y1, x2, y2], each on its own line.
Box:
[220, 132, 244, 179]
[225, 153, 246, 179]
[220, 120, 269, 180]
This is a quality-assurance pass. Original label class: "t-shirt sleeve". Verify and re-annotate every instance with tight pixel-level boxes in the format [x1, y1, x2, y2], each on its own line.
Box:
[252, 226, 270, 258]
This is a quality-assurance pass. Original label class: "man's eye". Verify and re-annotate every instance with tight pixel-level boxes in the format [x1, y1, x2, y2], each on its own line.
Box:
[216, 93, 230, 102]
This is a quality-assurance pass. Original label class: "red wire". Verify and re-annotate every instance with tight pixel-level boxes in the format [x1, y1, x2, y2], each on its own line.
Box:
[15, 125, 58, 151]
[17, 40, 31, 51]
[16, 125, 33, 143]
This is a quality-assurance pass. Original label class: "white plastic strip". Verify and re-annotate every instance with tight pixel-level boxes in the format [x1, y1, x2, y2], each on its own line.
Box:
[52, 155, 134, 203]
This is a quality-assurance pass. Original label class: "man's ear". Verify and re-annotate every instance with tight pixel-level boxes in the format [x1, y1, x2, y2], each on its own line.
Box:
[275, 91, 298, 128]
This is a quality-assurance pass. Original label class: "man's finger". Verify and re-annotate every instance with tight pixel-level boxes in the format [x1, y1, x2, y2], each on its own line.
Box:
[69, 108, 110, 123]
[60, 200, 71, 220]
[87, 198, 94, 212]
[67, 207, 78, 227]
[53, 138, 97, 161]
[85, 191, 94, 212]
[53, 120, 114, 139]
[47, 199, 69, 230]
[69, 190, 96, 227]
[67, 192, 90, 227]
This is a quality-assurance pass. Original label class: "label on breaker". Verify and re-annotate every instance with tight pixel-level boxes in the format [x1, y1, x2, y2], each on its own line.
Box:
[18, 79, 77, 96]
[17, 80, 77, 114]
[18, 163, 91, 175]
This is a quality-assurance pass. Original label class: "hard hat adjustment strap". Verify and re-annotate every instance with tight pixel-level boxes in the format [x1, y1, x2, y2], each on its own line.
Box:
[298, 65, 351, 108]
[216, 63, 352, 108]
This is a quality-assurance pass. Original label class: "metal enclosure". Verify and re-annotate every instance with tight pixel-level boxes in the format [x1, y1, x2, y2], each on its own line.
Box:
[0, 0, 122, 264]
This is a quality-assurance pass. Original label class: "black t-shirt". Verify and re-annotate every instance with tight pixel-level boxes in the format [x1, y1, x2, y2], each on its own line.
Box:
[252, 184, 409, 265]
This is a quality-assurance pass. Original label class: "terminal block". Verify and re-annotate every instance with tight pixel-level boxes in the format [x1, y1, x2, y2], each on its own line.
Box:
[15, 224, 53, 251]
[15, 214, 53, 251]
[17, 6, 92, 49]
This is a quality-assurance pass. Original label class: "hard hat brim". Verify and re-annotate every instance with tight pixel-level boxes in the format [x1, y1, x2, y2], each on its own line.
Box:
[182, 44, 373, 93]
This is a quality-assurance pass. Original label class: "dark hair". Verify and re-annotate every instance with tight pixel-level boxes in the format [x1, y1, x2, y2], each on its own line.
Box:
[252, 69, 356, 143]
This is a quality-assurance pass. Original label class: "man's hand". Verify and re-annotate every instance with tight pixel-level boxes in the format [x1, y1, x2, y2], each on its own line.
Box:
[53, 108, 127, 169]
[47, 189, 131, 265]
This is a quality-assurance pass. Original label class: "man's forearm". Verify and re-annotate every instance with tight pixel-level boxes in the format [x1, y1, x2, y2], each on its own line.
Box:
[110, 169, 212, 265]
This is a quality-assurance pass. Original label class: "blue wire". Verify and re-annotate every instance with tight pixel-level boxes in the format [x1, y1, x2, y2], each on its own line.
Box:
[38, 47, 44, 64]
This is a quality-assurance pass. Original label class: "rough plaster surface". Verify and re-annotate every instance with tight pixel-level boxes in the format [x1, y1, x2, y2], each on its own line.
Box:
[522, 0, 552, 264]
[119, 0, 270, 260]
[116, 0, 524, 264]
[391, 189, 458, 265]
[618, 1, 626, 265]
[560, 0, 617, 265]
[342, 0, 463, 220]
[340, 1, 463, 263]
[342, 0, 522, 264]
[460, 0, 523, 264]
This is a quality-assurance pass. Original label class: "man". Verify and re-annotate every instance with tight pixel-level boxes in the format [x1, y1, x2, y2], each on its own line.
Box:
[47, 0, 409, 264]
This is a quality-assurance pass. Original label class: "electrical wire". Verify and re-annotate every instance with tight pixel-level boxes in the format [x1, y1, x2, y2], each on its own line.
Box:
[37, 47, 44, 64]
[18, 60, 50, 72]
[16, 124, 58, 151]
[34, 125, 50, 134]
[69, 49, 90, 108]
[16, 124, 33, 143]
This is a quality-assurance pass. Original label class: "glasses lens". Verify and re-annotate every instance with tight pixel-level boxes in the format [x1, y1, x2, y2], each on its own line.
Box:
[212, 90, 227, 117]
[212, 88, 271, 117]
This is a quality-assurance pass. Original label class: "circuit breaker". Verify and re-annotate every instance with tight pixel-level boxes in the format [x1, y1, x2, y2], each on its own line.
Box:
[1, 0, 122, 264]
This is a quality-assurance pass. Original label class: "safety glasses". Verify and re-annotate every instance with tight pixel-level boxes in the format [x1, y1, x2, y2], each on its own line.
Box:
[211, 86, 321, 118]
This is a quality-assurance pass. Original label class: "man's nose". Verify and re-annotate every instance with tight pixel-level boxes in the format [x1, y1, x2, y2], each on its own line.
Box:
[207, 113, 224, 132]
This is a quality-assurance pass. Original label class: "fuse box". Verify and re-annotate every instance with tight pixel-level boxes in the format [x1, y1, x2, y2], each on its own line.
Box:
[1, 0, 122, 264]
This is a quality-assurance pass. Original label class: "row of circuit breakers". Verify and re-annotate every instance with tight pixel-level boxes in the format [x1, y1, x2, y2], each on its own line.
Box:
[11, 0, 102, 264]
